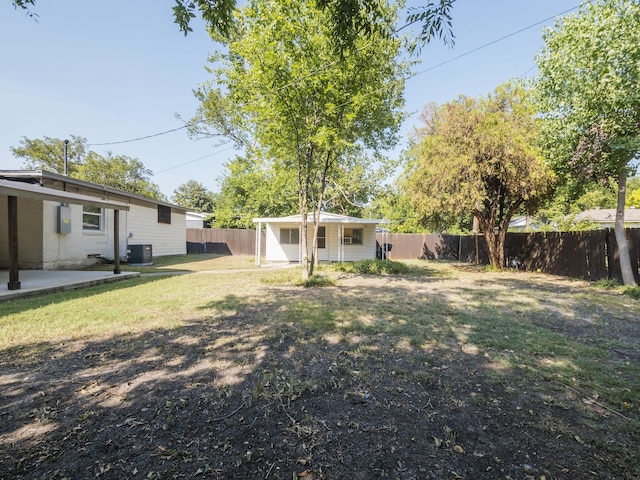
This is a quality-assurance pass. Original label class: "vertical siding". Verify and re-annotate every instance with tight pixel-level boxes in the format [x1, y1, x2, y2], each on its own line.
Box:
[126, 202, 186, 257]
[263, 222, 378, 263]
[331, 223, 377, 262]
[265, 224, 297, 261]
[0, 196, 44, 269]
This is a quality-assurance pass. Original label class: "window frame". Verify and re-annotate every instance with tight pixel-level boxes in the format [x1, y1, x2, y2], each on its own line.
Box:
[158, 205, 172, 224]
[317, 226, 326, 249]
[343, 227, 363, 245]
[82, 205, 104, 232]
[280, 227, 300, 245]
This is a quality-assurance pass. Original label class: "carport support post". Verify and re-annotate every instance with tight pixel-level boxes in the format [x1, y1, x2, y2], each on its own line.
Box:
[255, 222, 262, 266]
[7, 195, 21, 290]
[113, 209, 121, 274]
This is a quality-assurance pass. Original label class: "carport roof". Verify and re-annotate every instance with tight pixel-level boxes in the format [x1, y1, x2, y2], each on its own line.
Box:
[0, 179, 130, 211]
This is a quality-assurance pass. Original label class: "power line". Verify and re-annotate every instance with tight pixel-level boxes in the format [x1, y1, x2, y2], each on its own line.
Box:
[154, 143, 235, 175]
[409, 4, 583, 79]
[88, 3, 583, 150]
[87, 124, 193, 147]
[331, 3, 583, 111]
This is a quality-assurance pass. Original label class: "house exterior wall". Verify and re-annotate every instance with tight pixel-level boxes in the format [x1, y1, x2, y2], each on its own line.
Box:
[0, 196, 44, 269]
[42, 177, 186, 259]
[2, 172, 187, 269]
[126, 201, 186, 257]
[323, 223, 378, 262]
[40, 201, 129, 269]
[264, 223, 297, 261]
[264, 222, 378, 262]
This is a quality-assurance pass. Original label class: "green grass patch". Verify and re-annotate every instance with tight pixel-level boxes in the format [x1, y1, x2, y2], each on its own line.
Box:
[594, 278, 621, 289]
[623, 285, 640, 300]
[332, 259, 410, 275]
[85, 253, 258, 274]
[302, 275, 336, 288]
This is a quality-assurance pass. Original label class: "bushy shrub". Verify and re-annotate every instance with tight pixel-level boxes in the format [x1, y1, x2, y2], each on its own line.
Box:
[622, 286, 640, 300]
[303, 275, 336, 288]
[332, 259, 409, 275]
[260, 269, 335, 287]
[594, 278, 620, 289]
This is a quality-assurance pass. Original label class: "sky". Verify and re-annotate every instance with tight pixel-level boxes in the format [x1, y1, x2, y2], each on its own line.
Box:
[0, 0, 582, 200]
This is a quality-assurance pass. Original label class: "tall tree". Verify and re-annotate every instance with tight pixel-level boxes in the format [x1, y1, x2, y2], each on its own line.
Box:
[404, 83, 555, 269]
[172, 180, 218, 212]
[190, 0, 408, 278]
[535, 0, 640, 285]
[10, 135, 165, 200]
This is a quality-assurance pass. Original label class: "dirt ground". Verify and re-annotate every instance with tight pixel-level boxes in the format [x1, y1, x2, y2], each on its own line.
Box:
[1, 268, 639, 480]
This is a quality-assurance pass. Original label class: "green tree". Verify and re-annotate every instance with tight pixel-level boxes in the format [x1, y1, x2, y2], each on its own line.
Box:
[366, 185, 429, 233]
[190, 0, 408, 278]
[10, 135, 165, 200]
[77, 152, 165, 200]
[320, 150, 392, 217]
[535, 0, 640, 285]
[212, 155, 298, 228]
[171, 180, 218, 212]
[404, 83, 555, 269]
[10, 135, 87, 175]
[626, 176, 640, 208]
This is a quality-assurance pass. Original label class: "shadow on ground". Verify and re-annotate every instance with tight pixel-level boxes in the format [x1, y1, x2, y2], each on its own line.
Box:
[1, 273, 639, 479]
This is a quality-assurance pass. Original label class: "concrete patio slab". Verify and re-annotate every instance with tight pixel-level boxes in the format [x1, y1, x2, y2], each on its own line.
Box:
[0, 270, 140, 302]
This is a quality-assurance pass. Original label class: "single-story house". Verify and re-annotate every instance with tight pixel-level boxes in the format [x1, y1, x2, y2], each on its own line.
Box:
[186, 211, 211, 229]
[0, 170, 187, 272]
[572, 208, 640, 229]
[508, 216, 547, 232]
[252, 212, 389, 265]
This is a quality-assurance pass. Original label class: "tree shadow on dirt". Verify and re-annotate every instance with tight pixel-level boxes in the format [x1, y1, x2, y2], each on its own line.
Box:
[1, 277, 638, 480]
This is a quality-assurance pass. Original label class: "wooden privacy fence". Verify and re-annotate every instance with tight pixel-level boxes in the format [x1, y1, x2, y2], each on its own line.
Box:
[378, 229, 640, 283]
[187, 228, 265, 256]
[187, 228, 639, 282]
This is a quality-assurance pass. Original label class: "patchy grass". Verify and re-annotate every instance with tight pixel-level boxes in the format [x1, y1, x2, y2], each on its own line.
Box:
[85, 253, 258, 274]
[1, 260, 639, 479]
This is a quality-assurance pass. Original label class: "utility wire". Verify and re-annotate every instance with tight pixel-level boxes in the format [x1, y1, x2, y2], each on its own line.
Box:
[88, 3, 582, 151]
[88, 124, 191, 147]
[408, 4, 582, 79]
[154, 143, 235, 174]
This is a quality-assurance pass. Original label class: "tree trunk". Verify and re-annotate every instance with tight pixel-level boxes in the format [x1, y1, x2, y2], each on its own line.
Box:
[614, 171, 636, 285]
[300, 210, 309, 281]
[483, 231, 501, 269]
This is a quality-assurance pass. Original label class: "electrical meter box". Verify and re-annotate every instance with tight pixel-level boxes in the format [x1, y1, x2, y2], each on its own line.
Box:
[57, 205, 72, 234]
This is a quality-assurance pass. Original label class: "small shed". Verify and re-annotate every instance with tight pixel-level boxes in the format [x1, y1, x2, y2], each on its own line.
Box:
[573, 208, 640, 229]
[253, 212, 389, 265]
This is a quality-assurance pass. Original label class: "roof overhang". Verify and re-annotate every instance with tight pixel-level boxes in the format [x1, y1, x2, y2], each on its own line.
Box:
[0, 179, 130, 211]
[253, 212, 389, 225]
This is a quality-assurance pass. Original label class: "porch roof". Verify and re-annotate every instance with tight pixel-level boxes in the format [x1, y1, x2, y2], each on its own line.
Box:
[0, 179, 130, 211]
[253, 212, 388, 225]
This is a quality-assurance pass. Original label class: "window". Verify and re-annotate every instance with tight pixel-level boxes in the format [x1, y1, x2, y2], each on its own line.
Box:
[83, 206, 104, 231]
[317, 226, 326, 249]
[158, 205, 171, 224]
[280, 228, 299, 244]
[343, 227, 363, 245]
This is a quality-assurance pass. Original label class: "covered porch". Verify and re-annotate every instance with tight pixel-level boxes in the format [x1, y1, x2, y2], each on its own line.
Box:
[1, 178, 130, 292]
